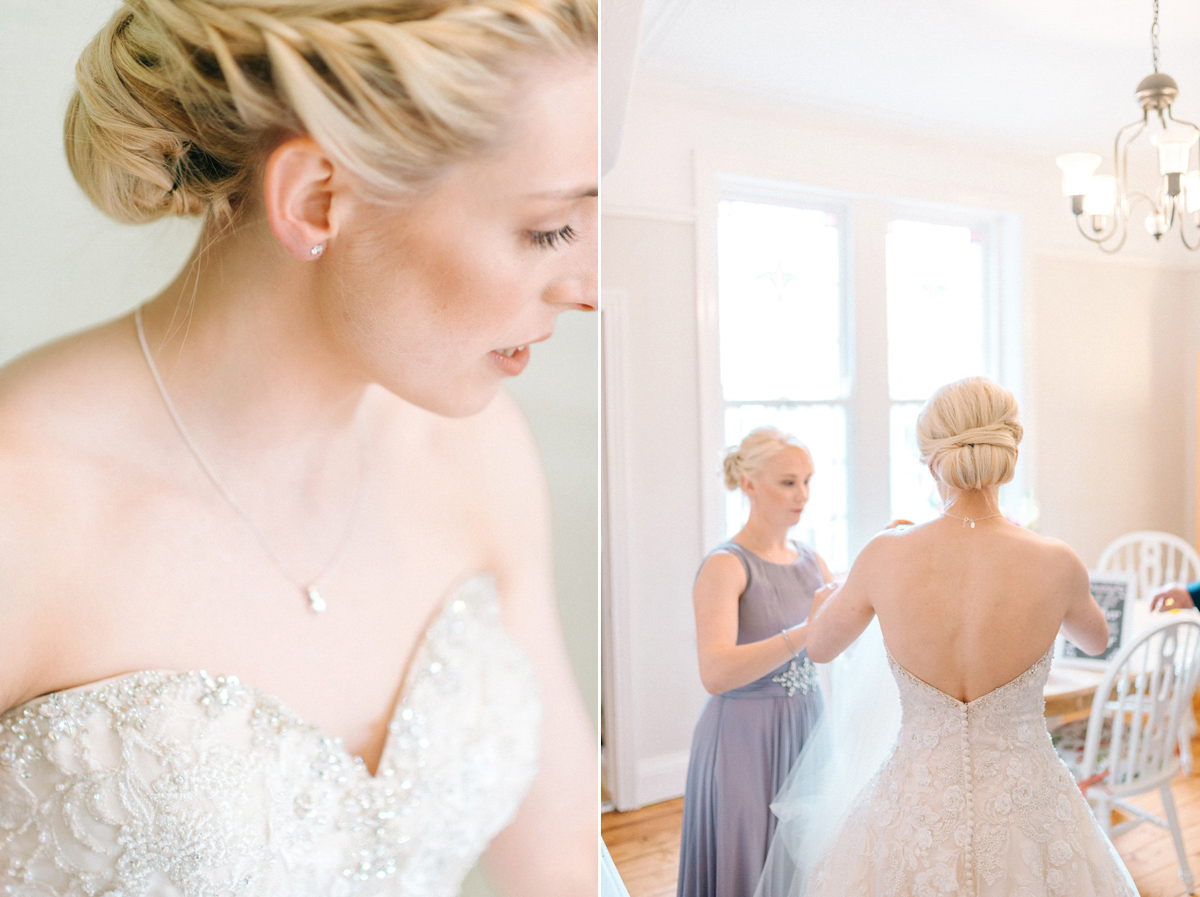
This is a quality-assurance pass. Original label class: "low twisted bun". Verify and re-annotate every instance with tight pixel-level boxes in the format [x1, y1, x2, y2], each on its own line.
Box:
[917, 377, 1023, 491]
[64, 0, 597, 225]
[722, 427, 805, 491]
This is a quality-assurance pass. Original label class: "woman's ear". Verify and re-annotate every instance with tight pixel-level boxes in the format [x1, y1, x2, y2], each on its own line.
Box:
[262, 137, 336, 261]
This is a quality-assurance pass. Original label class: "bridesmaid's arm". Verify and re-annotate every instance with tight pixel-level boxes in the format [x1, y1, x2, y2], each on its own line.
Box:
[693, 553, 808, 695]
[472, 392, 596, 896]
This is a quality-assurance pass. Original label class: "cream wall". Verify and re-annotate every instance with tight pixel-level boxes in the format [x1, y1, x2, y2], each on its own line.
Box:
[1, 5, 596, 894]
[602, 72, 1200, 810]
[1032, 258, 1198, 564]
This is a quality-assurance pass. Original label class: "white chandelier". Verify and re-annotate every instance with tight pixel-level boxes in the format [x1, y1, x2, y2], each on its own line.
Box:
[1056, 0, 1200, 251]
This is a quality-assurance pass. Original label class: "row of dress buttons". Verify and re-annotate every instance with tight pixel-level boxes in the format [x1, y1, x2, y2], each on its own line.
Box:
[961, 706, 974, 894]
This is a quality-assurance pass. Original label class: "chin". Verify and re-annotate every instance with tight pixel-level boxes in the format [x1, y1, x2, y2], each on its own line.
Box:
[382, 377, 502, 419]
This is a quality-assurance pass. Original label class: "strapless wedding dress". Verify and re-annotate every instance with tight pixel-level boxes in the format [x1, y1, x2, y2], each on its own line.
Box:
[765, 641, 1138, 897]
[0, 575, 540, 897]
[763, 637, 1137, 897]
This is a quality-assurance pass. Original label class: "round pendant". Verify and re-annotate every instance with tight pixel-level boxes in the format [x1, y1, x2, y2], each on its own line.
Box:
[307, 586, 327, 613]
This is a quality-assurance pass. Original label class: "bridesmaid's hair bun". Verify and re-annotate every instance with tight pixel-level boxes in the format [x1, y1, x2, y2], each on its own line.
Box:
[64, 0, 597, 226]
[722, 427, 806, 491]
[917, 377, 1023, 491]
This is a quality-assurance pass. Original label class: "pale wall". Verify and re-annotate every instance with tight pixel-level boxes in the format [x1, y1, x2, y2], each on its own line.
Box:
[601, 72, 1200, 810]
[1031, 258, 1196, 565]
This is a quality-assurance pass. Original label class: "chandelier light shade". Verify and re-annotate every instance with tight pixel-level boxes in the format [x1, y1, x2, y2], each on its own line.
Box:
[1056, 0, 1200, 251]
[1056, 153, 1101, 200]
[1083, 175, 1117, 217]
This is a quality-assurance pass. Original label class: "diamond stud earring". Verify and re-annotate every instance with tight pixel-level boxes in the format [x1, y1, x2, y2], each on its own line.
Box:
[310, 243, 326, 258]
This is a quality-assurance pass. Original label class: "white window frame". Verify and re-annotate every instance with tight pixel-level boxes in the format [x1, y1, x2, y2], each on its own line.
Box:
[696, 170, 1025, 568]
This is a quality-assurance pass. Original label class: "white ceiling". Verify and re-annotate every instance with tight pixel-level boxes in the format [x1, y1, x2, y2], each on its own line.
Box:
[637, 0, 1200, 152]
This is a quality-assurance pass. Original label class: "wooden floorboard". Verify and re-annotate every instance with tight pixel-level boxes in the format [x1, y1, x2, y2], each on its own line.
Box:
[603, 773, 1200, 896]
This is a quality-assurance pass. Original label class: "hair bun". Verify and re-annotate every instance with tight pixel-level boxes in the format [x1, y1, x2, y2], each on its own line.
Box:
[916, 378, 1022, 491]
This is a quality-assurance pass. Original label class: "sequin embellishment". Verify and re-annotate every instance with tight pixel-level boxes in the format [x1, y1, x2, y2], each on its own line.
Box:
[773, 657, 819, 696]
[0, 575, 540, 897]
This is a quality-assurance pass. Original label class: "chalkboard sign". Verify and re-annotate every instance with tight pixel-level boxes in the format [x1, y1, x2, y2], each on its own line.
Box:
[1057, 572, 1137, 667]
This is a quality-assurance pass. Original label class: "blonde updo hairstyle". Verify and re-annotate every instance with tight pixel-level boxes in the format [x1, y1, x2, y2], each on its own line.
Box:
[917, 377, 1023, 491]
[722, 427, 807, 492]
[65, 0, 597, 226]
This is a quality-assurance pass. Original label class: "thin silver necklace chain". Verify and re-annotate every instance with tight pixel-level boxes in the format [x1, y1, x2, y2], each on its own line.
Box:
[940, 509, 1004, 530]
[135, 305, 368, 613]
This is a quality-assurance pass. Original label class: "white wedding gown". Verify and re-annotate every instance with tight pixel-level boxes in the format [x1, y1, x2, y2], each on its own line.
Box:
[0, 575, 540, 897]
[764, 636, 1138, 897]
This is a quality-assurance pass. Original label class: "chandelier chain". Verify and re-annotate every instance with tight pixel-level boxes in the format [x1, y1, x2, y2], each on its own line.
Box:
[1152, 0, 1161, 73]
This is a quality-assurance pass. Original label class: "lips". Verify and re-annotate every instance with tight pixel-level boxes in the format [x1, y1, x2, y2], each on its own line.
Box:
[488, 331, 553, 377]
[489, 344, 532, 375]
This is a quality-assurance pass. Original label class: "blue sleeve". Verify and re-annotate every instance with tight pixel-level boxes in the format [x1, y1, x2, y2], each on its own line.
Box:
[1187, 581, 1200, 601]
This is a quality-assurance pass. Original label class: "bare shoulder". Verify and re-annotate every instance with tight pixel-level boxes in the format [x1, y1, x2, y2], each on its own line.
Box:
[855, 525, 913, 562]
[0, 317, 141, 453]
[0, 332, 106, 562]
[695, 549, 747, 592]
[1018, 530, 1089, 580]
[0, 321, 139, 708]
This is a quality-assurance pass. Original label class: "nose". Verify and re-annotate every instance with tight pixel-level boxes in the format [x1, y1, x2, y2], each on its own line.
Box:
[545, 217, 597, 312]
[545, 275, 596, 313]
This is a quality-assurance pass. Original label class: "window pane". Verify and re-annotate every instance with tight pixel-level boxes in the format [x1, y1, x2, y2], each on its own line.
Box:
[717, 200, 843, 401]
[724, 403, 848, 572]
[886, 219, 986, 401]
[889, 402, 941, 525]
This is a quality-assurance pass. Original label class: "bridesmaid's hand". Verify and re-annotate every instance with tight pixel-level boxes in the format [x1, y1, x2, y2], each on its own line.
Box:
[811, 581, 840, 618]
[886, 519, 915, 530]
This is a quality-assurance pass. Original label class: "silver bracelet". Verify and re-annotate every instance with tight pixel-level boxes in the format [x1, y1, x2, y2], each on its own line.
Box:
[780, 628, 798, 657]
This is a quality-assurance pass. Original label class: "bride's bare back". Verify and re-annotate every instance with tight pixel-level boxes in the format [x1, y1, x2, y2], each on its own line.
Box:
[846, 517, 1108, 702]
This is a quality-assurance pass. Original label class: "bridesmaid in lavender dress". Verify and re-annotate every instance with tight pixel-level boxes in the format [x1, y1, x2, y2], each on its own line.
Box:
[677, 427, 831, 897]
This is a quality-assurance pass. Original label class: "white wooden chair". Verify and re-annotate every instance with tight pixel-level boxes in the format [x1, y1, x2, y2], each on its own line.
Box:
[1095, 530, 1200, 772]
[1058, 617, 1200, 895]
[1096, 530, 1200, 607]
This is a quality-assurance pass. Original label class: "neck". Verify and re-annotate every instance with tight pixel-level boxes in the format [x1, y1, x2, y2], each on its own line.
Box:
[139, 217, 374, 461]
[940, 487, 1002, 520]
[735, 513, 794, 557]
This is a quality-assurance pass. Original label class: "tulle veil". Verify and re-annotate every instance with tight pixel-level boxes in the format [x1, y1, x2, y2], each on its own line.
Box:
[754, 618, 902, 897]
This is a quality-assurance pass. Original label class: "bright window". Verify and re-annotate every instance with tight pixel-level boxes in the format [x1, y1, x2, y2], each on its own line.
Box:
[886, 219, 992, 525]
[714, 193, 1010, 571]
[717, 200, 849, 569]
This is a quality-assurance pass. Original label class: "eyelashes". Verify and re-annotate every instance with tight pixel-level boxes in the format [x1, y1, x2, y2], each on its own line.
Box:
[528, 224, 577, 250]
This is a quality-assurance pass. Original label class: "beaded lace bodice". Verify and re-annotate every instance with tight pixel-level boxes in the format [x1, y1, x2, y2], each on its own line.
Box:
[0, 575, 540, 897]
[807, 644, 1136, 897]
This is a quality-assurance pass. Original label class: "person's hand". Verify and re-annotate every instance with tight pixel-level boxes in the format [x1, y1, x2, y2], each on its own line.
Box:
[886, 519, 915, 529]
[811, 580, 840, 617]
[1151, 584, 1195, 612]
[1077, 769, 1110, 795]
